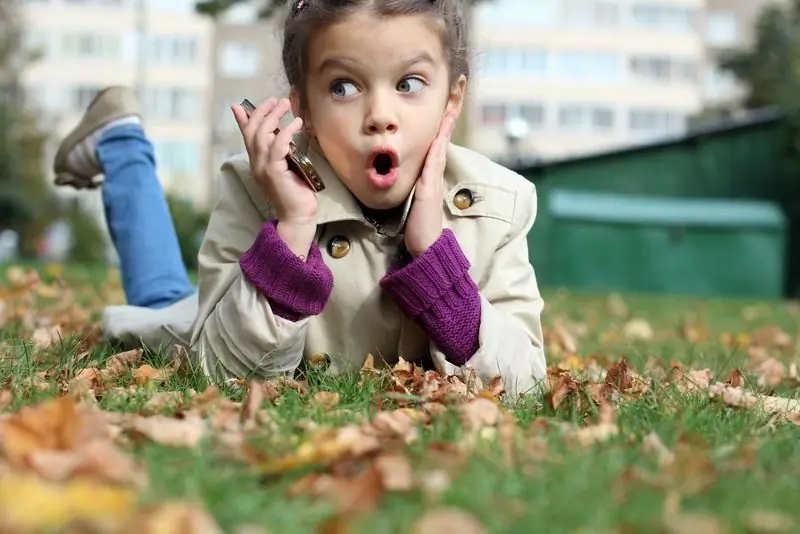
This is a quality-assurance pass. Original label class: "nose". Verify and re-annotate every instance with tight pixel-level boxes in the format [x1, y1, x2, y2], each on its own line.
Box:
[363, 90, 398, 135]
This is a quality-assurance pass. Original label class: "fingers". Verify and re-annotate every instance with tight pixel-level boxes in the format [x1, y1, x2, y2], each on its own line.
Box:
[269, 116, 304, 164]
[253, 99, 292, 151]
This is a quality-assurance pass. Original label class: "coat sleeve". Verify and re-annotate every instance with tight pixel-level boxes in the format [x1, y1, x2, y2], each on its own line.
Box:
[432, 180, 548, 397]
[189, 158, 332, 384]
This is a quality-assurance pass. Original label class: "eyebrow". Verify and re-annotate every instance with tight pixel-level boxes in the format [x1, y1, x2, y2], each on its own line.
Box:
[317, 52, 436, 73]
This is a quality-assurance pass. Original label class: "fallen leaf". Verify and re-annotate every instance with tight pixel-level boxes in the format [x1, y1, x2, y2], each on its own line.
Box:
[724, 369, 745, 388]
[709, 383, 800, 414]
[745, 509, 795, 533]
[624, 318, 654, 341]
[127, 415, 208, 448]
[410, 507, 487, 534]
[129, 502, 223, 534]
[374, 452, 414, 492]
[0, 472, 138, 532]
[312, 391, 340, 410]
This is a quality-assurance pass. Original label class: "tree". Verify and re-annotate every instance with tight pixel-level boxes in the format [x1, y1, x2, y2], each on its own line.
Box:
[716, 0, 800, 110]
[195, 0, 494, 146]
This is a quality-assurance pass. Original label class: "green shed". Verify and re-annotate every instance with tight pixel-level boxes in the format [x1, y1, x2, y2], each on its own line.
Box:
[546, 190, 788, 299]
[500, 107, 800, 297]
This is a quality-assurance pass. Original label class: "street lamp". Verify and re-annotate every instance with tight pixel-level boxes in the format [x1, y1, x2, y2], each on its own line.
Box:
[505, 116, 529, 161]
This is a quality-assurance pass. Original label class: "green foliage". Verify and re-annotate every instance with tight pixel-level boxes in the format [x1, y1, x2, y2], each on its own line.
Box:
[714, 1, 800, 161]
[66, 204, 107, 265]
[167, 195, 211, 271]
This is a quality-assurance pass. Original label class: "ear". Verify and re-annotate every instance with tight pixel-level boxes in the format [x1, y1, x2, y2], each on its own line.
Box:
[445, 74, 467, 118]
[289, 89, 313, 134]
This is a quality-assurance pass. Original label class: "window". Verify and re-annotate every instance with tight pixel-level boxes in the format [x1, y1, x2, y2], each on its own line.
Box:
[629, 109, 686, 133]
[153, 140, 200, 175]
[477, 0, 558, 28]
[558, 105, 615, 131]
[560, 0, 619, 28]
[217, 42, 260, 78]
[145, 88, 202, 121]
[630, 56, 697, 83]
[480, 48, 548, 78]
[480, 102, 545, 127]
[70, 85, 104, 111]
[630, 3, 696, 34]
[150, 36, 199, 66]
[62, 33, 120, 60]
[553, 52, 623, 83]
[481, 103, 506, 125]
[706, 12, 739, 48]
[146, 0, 196, 13]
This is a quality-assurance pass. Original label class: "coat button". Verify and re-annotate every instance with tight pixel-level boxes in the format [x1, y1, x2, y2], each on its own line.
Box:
[453, 188, 474, 210]
[327, 235, 350, 258]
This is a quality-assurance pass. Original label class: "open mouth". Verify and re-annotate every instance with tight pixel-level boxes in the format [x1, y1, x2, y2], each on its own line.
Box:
[368, 148, 399, 175]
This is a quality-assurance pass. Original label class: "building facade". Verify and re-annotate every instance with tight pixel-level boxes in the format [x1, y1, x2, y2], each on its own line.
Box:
[469, 0, 777, 161]
[18, 0, 215, 207]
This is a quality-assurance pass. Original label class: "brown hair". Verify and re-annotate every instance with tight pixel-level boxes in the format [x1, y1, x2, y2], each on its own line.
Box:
[282, 0, 470, 109]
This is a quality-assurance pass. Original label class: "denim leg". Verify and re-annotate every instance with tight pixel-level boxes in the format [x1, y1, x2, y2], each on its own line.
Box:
[95, 123, 196, 309]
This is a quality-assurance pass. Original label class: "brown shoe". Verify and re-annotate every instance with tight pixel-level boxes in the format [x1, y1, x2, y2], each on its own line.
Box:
[52, 86, 140, 189]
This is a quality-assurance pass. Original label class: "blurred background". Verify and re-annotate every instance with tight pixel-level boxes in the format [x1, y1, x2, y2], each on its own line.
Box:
[1, 0, 799, 301]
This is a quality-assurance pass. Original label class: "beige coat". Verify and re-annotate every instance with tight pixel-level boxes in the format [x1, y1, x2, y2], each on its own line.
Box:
[102, 136, 548, 397]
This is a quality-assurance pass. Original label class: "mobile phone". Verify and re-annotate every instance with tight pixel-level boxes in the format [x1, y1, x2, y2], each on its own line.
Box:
[240, 99, 325, 193]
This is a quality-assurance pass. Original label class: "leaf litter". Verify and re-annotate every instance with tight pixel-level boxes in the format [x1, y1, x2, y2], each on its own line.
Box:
[2, 267, 800, 532]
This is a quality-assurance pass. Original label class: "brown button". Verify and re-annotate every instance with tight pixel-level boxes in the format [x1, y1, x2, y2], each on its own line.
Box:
[327, 235, 350, 258]
[453, 188, 474, 210]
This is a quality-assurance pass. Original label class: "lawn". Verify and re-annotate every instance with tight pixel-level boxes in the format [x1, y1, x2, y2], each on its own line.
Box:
[1, 263, 799, 534]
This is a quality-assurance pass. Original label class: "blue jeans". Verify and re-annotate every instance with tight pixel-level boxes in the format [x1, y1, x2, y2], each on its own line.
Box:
[97, 124, 196, 309]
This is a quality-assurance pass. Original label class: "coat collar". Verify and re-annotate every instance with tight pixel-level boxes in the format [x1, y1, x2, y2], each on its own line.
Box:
[296, 131, 415, 238]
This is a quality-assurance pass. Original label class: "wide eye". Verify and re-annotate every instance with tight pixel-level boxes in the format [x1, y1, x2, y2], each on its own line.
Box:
[397, 76, 425, 93]
[330, 80, 359, 99]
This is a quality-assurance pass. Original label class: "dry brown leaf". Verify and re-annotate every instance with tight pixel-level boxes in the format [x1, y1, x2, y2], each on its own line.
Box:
[709, 383, 800, 414]
[754, 358, 785, 388]
[312, 391, 341, 410]
[30, 325, 63, 349]
[623, 318, 654, 340]
[724, 369, 745, 388]
[409, 507, 487, 534]
[104, 348, 144, 377]
[374, 452, 414, 492]
[127, 502, 223, 534]
[23, 438, 147, 488]
[0, 471, 138, 532]
[127, 415, 208, 448]
[745, 509, 795, 533]
[750, 326, 792, 351]
[133, 364, 170, 386]
[662, 512, 726, 534]
[0, 395, 108, 465]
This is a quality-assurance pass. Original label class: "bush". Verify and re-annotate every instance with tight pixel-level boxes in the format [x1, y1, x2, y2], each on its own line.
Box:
[166, 195, 210, 271]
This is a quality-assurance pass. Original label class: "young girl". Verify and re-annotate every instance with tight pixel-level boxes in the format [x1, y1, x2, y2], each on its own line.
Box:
[53, 0, 547, 397]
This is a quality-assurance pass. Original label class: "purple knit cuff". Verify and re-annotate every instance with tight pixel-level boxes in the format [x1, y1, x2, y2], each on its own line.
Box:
[380, 229, 481, 365]
[239, 219, 333, 322]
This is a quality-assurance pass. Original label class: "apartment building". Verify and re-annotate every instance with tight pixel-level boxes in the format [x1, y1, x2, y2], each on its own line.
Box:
[205, 0, 774, 171]
[207, 1, 287, 201]
[18, 0, 215, 207]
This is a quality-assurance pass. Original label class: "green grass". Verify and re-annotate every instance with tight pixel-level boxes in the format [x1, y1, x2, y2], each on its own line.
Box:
[1, 262, 800, 534]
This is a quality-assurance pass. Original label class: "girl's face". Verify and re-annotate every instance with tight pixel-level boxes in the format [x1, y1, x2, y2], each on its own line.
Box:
[294, 10, 466, 210]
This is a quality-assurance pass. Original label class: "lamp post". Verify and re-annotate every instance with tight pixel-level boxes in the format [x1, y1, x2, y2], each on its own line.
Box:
[505, 116, 529, 165]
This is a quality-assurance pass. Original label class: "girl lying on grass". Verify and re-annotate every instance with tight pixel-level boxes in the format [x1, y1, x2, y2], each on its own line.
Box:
[51, 0, 547, 397]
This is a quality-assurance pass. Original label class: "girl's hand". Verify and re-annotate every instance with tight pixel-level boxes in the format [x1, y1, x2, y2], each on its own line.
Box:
[404, 111, 459, 258]
[232, 98, 318, 227]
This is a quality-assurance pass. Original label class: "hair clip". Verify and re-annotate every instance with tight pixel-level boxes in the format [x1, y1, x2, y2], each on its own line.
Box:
[294, 0, 308, 13]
